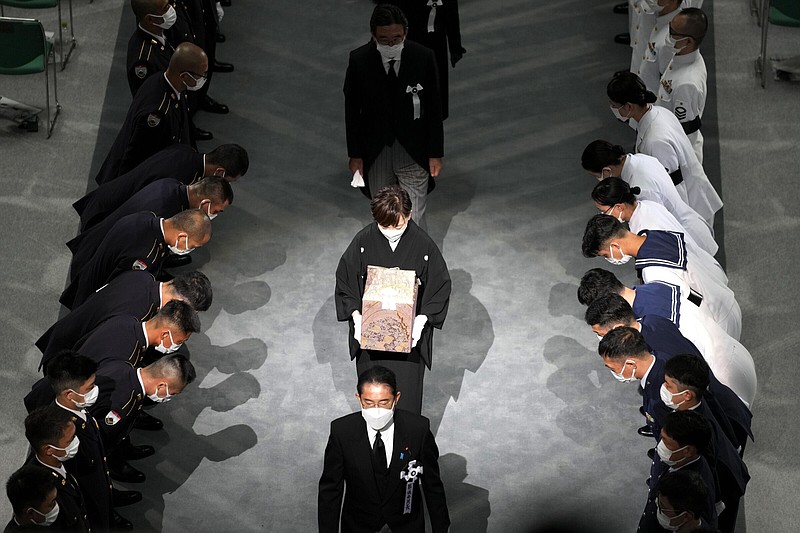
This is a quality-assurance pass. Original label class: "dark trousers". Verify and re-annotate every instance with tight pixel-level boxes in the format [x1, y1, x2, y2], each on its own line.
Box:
[356, 348, 425, 415]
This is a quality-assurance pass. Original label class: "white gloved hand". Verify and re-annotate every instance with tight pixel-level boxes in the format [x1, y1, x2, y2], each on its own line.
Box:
[216, 2, 224, 22]
[411, 315, 428, 348]
[353, 312, 362, 343]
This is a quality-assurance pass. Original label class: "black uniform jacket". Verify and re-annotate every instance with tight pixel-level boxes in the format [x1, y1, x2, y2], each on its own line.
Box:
[126, 27, 173, 96]
[60, 212, 166, 310]
[23, 459, 89, 533]
[94, 73, 190, 185]
[318, 410, 449, 533]
[88, 361, 146, 451]
[73, 143, 203, 231]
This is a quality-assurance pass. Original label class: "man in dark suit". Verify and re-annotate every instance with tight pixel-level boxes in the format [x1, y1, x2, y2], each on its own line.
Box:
[344, 4, 444, 230]
[127, 0, 176, 96]
[318, 366, 450, 533]
[73, 143, 247, 231]
[94, 42, 205, 185]
[4, 466, 60, 531]
[37, 270, 211, 373]
[59, 209, 212, 310]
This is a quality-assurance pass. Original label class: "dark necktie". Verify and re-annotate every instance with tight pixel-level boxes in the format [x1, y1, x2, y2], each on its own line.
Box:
[388, 60, 398, 82]
[374, 431, 387, 472]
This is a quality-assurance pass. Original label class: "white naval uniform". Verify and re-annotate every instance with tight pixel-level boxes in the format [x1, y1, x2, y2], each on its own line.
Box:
[633, 281, 756, 406]
[637, 8, 680, 94]
[635, 105, 722, 227]
[619, 153, 717, 255]
[657, 49, 707, 164]
[636, 230, 742, 340]
[630, 1, 657, 74]
[629, 199, 717, 256]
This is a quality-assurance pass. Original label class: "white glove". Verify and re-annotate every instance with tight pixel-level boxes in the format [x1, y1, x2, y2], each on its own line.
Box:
[411, 315, 427, 348]
[353, 312, 362, 343]
[216, 2, 224, 22]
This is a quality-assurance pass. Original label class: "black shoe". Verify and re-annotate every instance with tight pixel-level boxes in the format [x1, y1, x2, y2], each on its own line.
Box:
[112, 488, 143, 507]
[213, 60, 234, 73]
[647, 448, 655, 460]
[639, 406, 646, 416]
[614, 33, 631, 45]
[193, 127, 214, 141]
[216, 32, 226, 43]
[133, 411, 163, 431]
[637, 425, 654, 438]
[120, 441, 155, 461]
[109, 461, 145, 484]
[162, 254, 192, 269]
[111, 510, 133, 531]
[200, 95, 229, 114]
[613, 2, 628, 14]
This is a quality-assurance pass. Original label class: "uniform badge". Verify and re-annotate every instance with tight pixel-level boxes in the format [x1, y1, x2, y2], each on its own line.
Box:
[146, 113, 161, 128]
[132, 259, 148, 271]
[675, 106, 687, 121]
[660, 78, 673, 95]
[105, 411, 121, 426]
[134, 64, 148, 79]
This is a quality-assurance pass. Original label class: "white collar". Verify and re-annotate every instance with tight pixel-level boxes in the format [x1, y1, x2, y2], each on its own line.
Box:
[639, 354, 656, 386]
[36, 456, 66, 478]
[163, 72, 183, 100]
[141, 322, 151, 349]
[671, 49, 701, 66]
[137, 24, 166, 46]
[136, 368, 147, 396]
[55, 399, 87, 422]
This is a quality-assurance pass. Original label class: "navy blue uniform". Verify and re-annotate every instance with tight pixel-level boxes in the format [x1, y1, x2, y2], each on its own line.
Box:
[23, 460, 89, 532]
[89, 362, 146, 451]
[127, 28, 173, 96]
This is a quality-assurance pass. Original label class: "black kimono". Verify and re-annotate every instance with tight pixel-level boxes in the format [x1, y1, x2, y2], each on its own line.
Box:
[67, 179, 189, 263]
[60, 212, 166, 310]
[73, 143, 203, 231]
[335, 220, 450, 413]
[36, 270, 160, 373]
[94, 73, 190, 185]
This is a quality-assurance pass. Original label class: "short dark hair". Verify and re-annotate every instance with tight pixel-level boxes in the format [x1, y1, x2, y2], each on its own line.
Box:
[46, 351, 97, 394]
[370, 186, 412, 227]
[662, 410, 712, 454]
[194, 176, 234, 206]
[171, 271, 213, 312]
[581, 140, 627, 173]
[370, 4, 408, 33]
[577, 268, 624, 306]
[582, 214, 626, 258]
[592, 177, 640, 207]
[206, 144, 249, 178]
[658, 470, 709, 519]
[598, 326, 651, 360]
[6, 466, 57, 515]
[357, 365, 398, 396]
[147, 353, 197, 386]
[170, 209, 212, 242]
[678, 7, 708, 45]
[24, 405, 73, 451]
[607, 70, 657, 106]
[158, 300, 201, 334]
[585, 293, 636, 328]
[130, 0, 162, 21]
[664, 355, 710, 397]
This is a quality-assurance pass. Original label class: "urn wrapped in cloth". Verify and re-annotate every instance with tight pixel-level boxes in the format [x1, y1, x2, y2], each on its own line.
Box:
[361, 266, 419, 353]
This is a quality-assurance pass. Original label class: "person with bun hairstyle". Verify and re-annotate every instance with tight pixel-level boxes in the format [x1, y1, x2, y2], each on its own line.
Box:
[592, 176, 717, 256]
[606, 71, 721, 227]
[581, 139, 716, 255]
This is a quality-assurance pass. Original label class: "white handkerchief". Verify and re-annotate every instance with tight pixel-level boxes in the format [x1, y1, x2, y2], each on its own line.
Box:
[350, 169, 365, 188]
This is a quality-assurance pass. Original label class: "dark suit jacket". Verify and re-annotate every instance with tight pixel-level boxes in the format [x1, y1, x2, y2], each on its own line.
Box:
[642, 355, 671, 442]
[68, 179, 188, 262]
[60, 212, 166, 310]
[639, 314, 702, 358]
[126, 28, 173, 96]
[344, 40, 443, 193]
[73, 144, 203, 230]
[94, 73, 190, 185]
[318, 410, 449, 533]
[36, 270, 160, 372]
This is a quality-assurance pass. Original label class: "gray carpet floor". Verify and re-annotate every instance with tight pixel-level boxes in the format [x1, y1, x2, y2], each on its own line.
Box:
[1, 0, 799, 531]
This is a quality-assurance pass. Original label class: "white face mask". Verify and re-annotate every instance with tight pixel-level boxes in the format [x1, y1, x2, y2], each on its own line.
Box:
[183, 72, 207, 92]
[202, 200, 217, 220]
[69, 385, 99, 408]
[656, 500, 688, 531]
[660, 383, 689, 409]
[361, 406, 395, 431]
[30, 503, 60, 527]
[610, 105, 629, 123]
[168, 235, 194, 256]
[154, 330, 182, 354]
[151, 5, 177, 29]
[605, 244, 633, 265]
[378, 224, 407, 244]
[610, 360, 637, 383]
[665, 32, 689, 55]
[604, 205, 625, 224]
[375, 41, 405, 61]
[148, 384, 173, 403]
[656, 439, 688, 466]
[50, 436, 80, 462]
